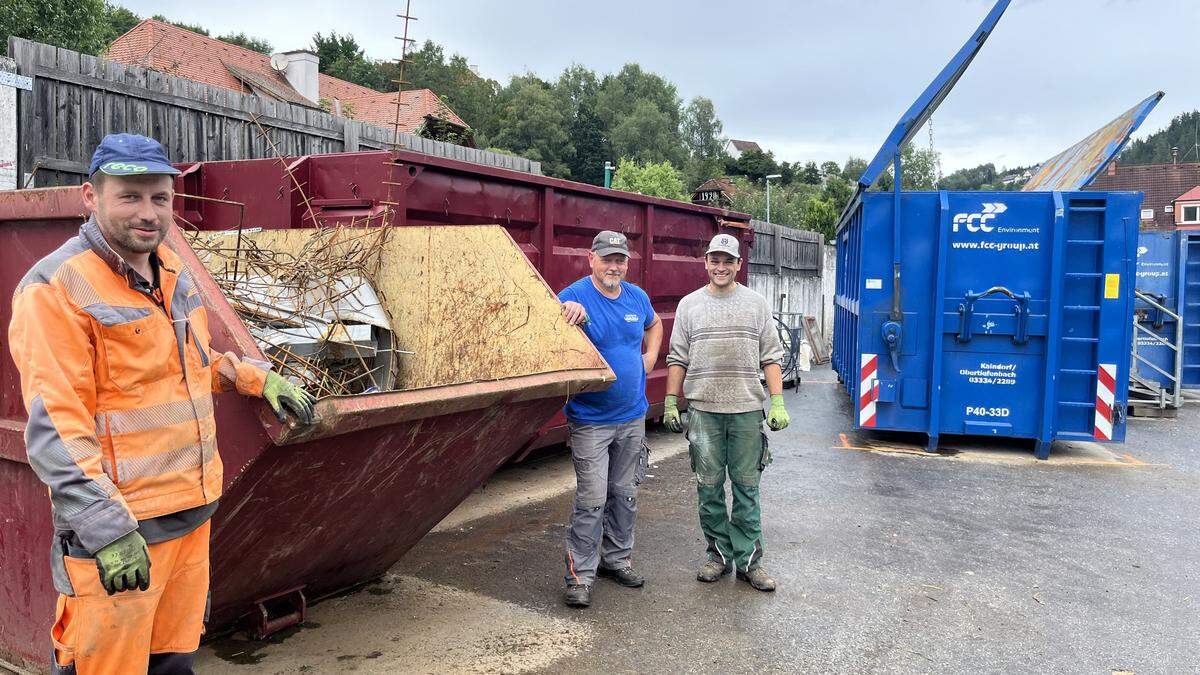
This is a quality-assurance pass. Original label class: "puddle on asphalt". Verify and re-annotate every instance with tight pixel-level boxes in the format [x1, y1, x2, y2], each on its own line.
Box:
[834, 431, 1157, 467]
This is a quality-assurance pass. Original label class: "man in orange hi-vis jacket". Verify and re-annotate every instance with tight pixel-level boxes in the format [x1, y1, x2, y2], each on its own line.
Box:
[8, 134, 315, 674]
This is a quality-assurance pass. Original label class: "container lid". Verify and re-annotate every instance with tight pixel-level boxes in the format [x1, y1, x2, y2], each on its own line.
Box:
[1021, 91, 1165, 191]
[854, 0, 1011, 190]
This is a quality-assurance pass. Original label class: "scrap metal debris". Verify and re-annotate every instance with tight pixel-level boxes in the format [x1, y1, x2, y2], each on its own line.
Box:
[186, 226, 408, 397]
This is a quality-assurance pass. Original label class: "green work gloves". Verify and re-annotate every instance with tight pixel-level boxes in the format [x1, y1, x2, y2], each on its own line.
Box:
[95, 530, 151, 595]
[663, 394, 684, 433]
[263, 372, 316, 425]
[767, 394, 790, 431]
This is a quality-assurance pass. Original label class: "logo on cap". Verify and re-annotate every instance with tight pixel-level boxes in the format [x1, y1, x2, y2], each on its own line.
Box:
[610, 236, 623, 245]
[101, 161, 149, 174]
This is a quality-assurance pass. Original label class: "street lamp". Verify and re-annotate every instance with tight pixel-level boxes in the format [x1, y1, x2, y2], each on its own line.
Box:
[764, 174, 782, 223]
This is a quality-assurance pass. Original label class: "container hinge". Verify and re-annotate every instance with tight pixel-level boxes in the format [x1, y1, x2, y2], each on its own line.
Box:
[956, 286, 1030, 344]
[245, 586, 307, 640]
[881, 320, 903, 373]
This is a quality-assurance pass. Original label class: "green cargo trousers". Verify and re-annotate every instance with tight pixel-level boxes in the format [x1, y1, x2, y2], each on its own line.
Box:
[687, 409, 771, 573]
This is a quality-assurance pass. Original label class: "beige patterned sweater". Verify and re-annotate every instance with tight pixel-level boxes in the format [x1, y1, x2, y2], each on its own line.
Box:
[666, 283, 783, 414]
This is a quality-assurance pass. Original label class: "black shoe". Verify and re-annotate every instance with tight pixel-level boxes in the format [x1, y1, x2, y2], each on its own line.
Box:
[598, 565, 645, 588]
[696, 560, 732, 583]
[564, 583, 592, 607]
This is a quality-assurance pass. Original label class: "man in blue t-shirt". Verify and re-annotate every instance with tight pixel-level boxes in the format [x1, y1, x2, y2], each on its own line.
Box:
[557, 230, 662, 609]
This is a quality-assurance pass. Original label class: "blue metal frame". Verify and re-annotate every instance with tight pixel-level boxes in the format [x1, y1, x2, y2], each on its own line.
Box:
[855, 0, 1011, 192]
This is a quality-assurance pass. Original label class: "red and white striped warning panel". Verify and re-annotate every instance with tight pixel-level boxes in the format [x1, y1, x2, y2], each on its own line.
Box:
[860, 353, 878, 428]
[1093, 363, 1117, 440]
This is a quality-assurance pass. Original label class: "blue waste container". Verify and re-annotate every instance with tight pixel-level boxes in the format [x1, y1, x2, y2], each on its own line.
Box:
[833, 191, 1141, 458]
[1133, 229, 1200, 391]
[829, 0, 1145, 458]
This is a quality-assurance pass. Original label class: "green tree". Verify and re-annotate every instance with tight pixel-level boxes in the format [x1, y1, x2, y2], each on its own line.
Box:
[822, 174, 852, 209]
[397, 40, 500, 138]
[728, 149, 780, 184]
[680, 96, 726, 190]
[100, 3, 141, 46]
[842, 157, 868, 183]
[899, 145, 939, 190]
[218, 32, 272, 55]
[596, 64, 684, 166]
[778, 161, 797, 185]
[872, 145, 940, 191]
[150, 14, 208, 36]
[728, 176, 823, 231]
[940, 162, 998, 190]
[801, 161, 821, 185]
[567, 101, 608, 185]
[1120, 110, 1200, 165]
[489, 77, 574, 178]
[610, 98, 682, 166]
[553, 64, 608, 185]
[311, 32, 386, 90]
[820, 161, 841, 181]
[611, 158, 686, 201]
[801, 197, 839, 240]
[3, 0, 111, 56]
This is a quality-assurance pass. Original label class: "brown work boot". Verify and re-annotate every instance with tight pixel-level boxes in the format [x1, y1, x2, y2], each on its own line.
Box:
[737, 567, 777, 592]
[696, 560, 731, 583]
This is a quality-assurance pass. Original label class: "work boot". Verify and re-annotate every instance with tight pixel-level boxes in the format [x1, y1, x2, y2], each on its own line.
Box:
[598, 565, 645, 588]
[696, 560, 731, 583]
[737, 567, 777, 592]
[564, 583, 592, 608]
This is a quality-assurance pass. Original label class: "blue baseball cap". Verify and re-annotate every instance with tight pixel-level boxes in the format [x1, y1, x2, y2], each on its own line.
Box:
[88, 133, 181, 177]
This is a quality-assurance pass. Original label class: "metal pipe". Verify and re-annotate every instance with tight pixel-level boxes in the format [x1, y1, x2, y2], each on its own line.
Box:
[891, 153, 902, 322]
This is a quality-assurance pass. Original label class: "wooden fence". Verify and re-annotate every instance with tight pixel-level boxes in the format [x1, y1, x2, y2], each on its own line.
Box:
[7, 37, 540, 187]
[746, 220, 834, 343]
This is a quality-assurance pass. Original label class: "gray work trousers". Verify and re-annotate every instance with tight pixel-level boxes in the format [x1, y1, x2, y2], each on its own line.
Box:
[564, 418, 648, 586]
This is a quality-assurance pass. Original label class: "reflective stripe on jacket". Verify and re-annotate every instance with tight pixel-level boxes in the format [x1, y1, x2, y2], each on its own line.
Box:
[9, 218, 268, 552]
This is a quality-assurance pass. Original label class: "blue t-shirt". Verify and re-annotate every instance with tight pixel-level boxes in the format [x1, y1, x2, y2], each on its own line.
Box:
[559, 277, 655, 425]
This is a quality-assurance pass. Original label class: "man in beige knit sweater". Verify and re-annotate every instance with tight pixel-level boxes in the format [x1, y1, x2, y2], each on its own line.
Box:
[662, 233, 789, 591]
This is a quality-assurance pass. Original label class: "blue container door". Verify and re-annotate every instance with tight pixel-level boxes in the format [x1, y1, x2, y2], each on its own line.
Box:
[1132, 230, 1183, 390]
[929, 192, 1136, 447]
[934, 193, 1054, 441]
[1185, 232, 1200, 388]
[1048, 195, 1135, 443]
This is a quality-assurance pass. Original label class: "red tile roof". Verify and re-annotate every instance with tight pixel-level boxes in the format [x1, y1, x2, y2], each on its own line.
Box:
[105, 19, 467, 132]
[1087, 162, 1200, 228]
[341, 89, 467, 130]
[1175, 185, 1200, 203]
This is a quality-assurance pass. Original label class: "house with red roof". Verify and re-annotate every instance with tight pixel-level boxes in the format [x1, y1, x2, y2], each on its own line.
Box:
[105, 19, 473, 145]
[1174, 185, 1200, 228]
[1088, 162, 1200, 229]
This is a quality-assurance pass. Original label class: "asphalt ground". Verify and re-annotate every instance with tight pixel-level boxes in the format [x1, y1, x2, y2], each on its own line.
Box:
[199, 367, 1199, 674]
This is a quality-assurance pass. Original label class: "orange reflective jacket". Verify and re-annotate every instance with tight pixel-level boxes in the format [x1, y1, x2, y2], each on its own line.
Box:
[9, 218, 267, 553]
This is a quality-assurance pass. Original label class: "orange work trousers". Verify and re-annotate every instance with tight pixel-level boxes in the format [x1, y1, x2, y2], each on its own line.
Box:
[52, 521, 210, 674]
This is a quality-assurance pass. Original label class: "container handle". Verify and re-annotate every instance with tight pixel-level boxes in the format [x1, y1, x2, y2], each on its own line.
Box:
[956, 286, 1030, 344]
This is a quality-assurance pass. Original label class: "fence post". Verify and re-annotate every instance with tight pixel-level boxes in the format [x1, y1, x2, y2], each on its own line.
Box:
[774, 223, 783, 276]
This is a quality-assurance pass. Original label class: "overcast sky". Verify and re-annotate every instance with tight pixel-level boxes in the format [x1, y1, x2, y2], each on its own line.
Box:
[117, 0, 1199, 173]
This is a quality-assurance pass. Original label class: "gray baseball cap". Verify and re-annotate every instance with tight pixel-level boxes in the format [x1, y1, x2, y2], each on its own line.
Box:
[705, 233, 742, 259]
[592, 230, 630, 257]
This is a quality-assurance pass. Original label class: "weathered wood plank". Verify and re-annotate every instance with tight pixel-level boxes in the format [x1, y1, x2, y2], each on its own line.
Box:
[28, 66, 343, 141]
[126, 66, 149, 138]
